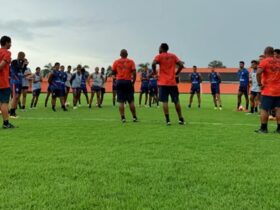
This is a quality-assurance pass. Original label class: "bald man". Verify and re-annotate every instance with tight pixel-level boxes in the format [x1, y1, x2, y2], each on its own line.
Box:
[112, 49, 138, 123]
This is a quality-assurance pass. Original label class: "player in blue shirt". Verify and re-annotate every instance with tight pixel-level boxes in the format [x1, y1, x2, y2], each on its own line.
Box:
[9, 51, 29, 118]
[209, 67, 222, 110]
[139, 67, 149, 107]
[188, 66, 202, 108]
[48, 62, 67, 112]
[60, 65, 68, 103]
[148, 70, 159, 108]
[237, 61, 249, 111]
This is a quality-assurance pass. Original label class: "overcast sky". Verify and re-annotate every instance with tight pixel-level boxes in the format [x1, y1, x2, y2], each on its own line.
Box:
[1, 0, 279, 71]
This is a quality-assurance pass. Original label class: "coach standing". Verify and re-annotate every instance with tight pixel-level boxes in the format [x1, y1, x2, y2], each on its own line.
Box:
[256, 46, 280, 134]
[152, 43, 185, 126]
[0, 36, 15, 129]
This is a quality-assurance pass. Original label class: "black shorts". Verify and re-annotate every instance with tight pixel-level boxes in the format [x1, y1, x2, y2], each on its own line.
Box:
[149, 86, 158, 96]
[72, 88, 81, 95]
[91, 86, 101, 92]
[190, 85, 200, 94]
[211, 85, 220, 95]
[261, 96, 280, 111]
[116, 80, 134, 103]
[159, 86, 179, 103]
[141, 85, 149, 94]
[81, 86, 88, 94]
[251, 91, 260, 97]
[22, 86, 29, 90]
[239, 86, 248, 95]
[52, 89, 64, 98]
[112, 85, 117, 92]
[0, 88, 11, 104]
[11, 84, 22, 95]
[32, 89, 41, 97]
[101, 87, 106, 94]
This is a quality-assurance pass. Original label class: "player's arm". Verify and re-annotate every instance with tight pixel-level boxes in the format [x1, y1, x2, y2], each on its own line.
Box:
[176, 61, 184, 76]
[217, 73, 222, 83]
[70, 73, 76, 85]
[0, 60, 8, 71]
[199, 73, 203, 83]
[152, 60, 159, 75]
[48, 73, 54, 84]
[131, 70, 136, 85]
[256, 68, 264, 88]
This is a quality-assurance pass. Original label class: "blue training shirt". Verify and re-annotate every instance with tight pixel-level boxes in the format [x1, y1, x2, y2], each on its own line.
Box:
[238, 68, 249, 87]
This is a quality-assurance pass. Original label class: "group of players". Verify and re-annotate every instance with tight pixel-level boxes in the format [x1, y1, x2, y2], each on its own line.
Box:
[0, 35, 279, 132]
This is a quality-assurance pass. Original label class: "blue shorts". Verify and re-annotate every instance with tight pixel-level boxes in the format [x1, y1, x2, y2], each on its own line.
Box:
[261, 96, 280, 111]
[0, 88, 11, 104]
[149, 85, 158, 96]
[81, 86, 88, 94]
[239, 86, 248, 95]
[48, 86, 53, 93]
[11, 84, 22, 95]
[91, 86, 101, 92]
[116, 80, 134, 103]
[190, 84, 200, 94]
[52, 89, 64, 98]
[141, 84, 149, 94]
[159, 86, 179, 103]
[211, 85, 220, 95]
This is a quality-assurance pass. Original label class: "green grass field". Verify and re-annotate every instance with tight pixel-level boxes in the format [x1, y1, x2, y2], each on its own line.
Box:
[0, 94, 279, 210]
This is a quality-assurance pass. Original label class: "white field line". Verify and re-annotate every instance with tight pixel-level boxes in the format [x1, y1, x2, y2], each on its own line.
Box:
[19, 117, 266, 127]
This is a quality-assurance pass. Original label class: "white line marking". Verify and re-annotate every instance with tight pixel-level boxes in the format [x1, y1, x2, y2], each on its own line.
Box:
[19, 117, 266, 127]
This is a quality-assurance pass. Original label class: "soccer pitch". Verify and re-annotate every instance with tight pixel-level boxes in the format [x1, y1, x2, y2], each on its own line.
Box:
[0, 94, 279, 210]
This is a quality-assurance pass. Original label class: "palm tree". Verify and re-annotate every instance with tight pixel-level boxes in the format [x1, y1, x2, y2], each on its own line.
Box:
[138, 63, 150, 73]
[41, 63, 53, 78]
[73, 64, 90, 72]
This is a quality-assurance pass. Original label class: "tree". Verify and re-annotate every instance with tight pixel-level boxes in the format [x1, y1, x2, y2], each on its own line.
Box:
[208, 60, 226, 68]
[73, 64, 90, 71]
[41, 63, 53, 78]
[138, 63, 150, 73]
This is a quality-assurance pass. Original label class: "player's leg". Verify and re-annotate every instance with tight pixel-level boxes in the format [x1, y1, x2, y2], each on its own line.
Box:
[255, 93, 261, 113]
[275, 107, 280, 133]
[34, 90, 41, 108]
[216, 94, 222, 110]
[249, 92, 256, 114]
[237, 91, 243, 110]
[212, 93, 217, 109]
[51, 91, 57, 112]
[197, 92, 201, 108]
[45, 91, 50, 108]
[0, 88, 15, 128]
[22, 89, 28, 110]
[127, 85, 137, 121]
[30, 90, 36, 108]
[10, 85, 21, 118]
[89, 90, 95, 108]
[113, 90, 116, 106]
[96, 90, 101, 108]
[139, 92, 143, 106]
[159, 86, 171, 125]
[188, 93, 194, 108]
[171, 86, 185, 124]
[244, 90, 249, 111]
[256, 96, 272, 133]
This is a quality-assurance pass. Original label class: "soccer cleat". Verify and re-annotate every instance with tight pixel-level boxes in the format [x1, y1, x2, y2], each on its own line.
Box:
[179, 119, 186, 125]
[166, 121, 171, 126]
[188, 105, 191, 109]
[133, 118, 138, 123]
[52, 107, 56, 112]
[219, 107, 223, 111]
[2, 123, 16, 129]
[73, 106, 78, 110]
[88, 105, 92, 109]
[214, 107, 218, 110]
[255, 129, 268, 134]
[63, 108, 68, 112]
[10, 114, 18, 119]
[121, 118, 126, 123]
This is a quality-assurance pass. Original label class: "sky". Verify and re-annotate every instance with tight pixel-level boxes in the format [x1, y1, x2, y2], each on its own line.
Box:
[1, 0, 279, 72]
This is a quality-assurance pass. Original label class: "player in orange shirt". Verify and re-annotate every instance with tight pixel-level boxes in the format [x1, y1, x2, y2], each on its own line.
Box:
[256, 46, 280, 134]
[112, 49, 138, 123]
[152, 43, 185, 125]
[0, 36, 15, 129]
